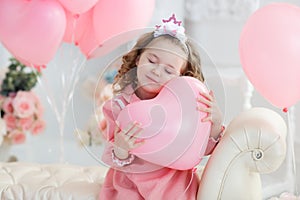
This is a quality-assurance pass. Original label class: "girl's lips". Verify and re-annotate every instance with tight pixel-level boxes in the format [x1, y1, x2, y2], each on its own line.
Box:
[146, 75, 159, 83]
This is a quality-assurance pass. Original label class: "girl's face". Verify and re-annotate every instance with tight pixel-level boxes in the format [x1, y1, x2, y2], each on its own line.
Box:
[136, 39, 187, 99]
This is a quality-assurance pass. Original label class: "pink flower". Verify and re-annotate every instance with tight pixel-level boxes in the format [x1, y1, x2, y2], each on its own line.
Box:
[3, 113, 17, 131]
[9, 129, 26, 144]
[18, 116, 34, 131]
[2, 97, 14, 113]
[0, 89, 45, 145]
[30, 119, 46, 135]
[34, 98, 44, 117]
[12, 91, 35, 118]
[27, 91, 44, 117]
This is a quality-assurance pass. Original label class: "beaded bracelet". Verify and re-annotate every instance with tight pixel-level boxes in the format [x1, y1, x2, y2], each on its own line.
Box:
[111, 149, 135, 167]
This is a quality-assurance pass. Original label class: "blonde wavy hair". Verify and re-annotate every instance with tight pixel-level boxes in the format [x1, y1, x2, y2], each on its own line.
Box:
[112, 32, 204, 94]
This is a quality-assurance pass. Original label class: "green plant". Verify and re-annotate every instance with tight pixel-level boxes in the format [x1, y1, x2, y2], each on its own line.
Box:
[0, 58, 41, 96]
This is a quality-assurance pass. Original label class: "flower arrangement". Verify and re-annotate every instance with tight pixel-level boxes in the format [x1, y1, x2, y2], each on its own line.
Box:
[0, 58, 45, 146]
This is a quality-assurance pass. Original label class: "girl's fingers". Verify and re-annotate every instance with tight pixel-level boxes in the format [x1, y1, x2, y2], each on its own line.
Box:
[199, 91, 213, 102]
[127, 121, 141, 134]
[130, 125, 144, 146]
[113, 122, 145, 151]
[197, 94, 213, 107]
[121, 121, 136, 135]
[198, 105, 213, 122]
[118, 121, 139, 137]
[201, 116, 212, 122]
[128, 135, 144, 148]
[197, 106, 212, 113]
[133, 139, 145, 149]
[114, 125, 121, 137]
[126, 124, 142, 138]
[130, 126, 143, 139]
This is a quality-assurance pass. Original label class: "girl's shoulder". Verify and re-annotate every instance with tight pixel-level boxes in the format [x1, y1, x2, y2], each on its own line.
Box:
[103, 84, 138, 111]
[103, 95, 127, 113]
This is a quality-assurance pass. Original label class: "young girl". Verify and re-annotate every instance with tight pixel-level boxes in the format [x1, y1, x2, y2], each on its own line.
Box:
[99, 14, 224, 200]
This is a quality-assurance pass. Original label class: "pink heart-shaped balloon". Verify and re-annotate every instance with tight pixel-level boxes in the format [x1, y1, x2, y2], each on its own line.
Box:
[0, 0, 66, 66]
[117, 76, 211, 170]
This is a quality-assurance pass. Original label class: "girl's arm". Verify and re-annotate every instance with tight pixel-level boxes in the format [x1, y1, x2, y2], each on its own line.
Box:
[102, 98, 144, 166]
[197, 91, 225, 155]
[112, 122, 144, 159]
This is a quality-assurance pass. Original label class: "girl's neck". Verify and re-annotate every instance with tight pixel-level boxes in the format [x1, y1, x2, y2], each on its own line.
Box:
[135, 87, 158, 100]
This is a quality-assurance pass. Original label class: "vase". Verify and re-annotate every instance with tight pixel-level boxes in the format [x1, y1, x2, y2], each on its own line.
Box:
[0, 139, 11, 162]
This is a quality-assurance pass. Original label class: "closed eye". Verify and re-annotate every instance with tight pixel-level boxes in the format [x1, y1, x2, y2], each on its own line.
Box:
[164, 66, 177, 75]
[165, 68, 173, 74]
[148, 58, 155, 64]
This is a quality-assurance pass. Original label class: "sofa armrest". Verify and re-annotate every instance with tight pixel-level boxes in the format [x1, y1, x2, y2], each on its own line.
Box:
[0, 162, 108, 200]
[197, 107, 287, 200]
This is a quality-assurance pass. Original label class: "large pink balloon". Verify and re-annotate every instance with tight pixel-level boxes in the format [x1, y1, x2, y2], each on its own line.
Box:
[91, 0, 154, 56]
[77, 11, 98, 58]
[78, 27, 151, 59]
[58, 0, 98, 14]
[117, 76, 211, 170]
[0, 0, 66, 66]
[239, 3, 300, 109]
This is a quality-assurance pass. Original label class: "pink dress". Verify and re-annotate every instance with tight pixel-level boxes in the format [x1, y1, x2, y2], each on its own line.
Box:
[99, 87, 218, 200]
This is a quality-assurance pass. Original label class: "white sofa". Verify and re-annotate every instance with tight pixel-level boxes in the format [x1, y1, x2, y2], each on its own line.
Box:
[0, 107, 287, 200]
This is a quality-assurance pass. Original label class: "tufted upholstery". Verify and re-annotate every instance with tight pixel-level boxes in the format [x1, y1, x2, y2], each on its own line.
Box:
[0, 162, 108, 200]
[0, 107, 287, 200]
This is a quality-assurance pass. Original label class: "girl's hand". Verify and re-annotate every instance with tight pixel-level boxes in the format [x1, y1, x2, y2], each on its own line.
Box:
[113, 121, 144, 159]
[196, 91, 224, 139]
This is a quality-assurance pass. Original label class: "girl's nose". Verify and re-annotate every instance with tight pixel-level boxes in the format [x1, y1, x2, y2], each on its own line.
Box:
[151, 66, 161, 76]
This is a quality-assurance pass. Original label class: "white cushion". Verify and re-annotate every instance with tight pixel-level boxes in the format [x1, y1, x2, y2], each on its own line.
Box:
[0, 162, 108, 200]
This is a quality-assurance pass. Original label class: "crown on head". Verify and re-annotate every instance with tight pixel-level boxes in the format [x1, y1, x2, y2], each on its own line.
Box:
[153, 14, 187, 44]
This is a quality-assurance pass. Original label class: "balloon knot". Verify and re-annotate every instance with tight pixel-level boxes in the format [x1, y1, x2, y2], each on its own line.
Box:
[34, 65, 46, 72]
[283, 107, 288, 113]
[73, 14, 80, 19]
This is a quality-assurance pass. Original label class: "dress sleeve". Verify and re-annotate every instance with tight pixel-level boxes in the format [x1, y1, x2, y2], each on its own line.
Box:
[102, 98, 122, 141]
[101, 98, 121, 166]
[204, 137, 219, 155]
[101, 97, 137, 168]
[204, 125, 225, 155]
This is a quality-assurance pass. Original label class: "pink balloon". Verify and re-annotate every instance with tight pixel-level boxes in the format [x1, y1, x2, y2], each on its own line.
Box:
[78, 12, 150, 58]
[79, 28, 152, 59]
[77, 13, 99, 58]
[63, 9, 92, 44]
[117, 76, 211, 170]
[58, 0, 98, 14]
[0, 0, 66, 66]
[239, 3, 300, 108]
[91, 0, 154, 56]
